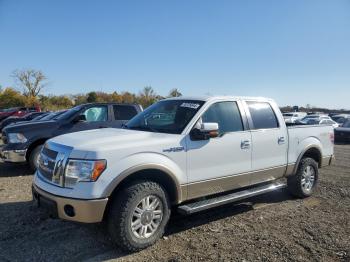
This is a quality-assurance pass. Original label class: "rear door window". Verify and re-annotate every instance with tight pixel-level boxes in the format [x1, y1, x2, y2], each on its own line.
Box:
[113, 105, 138, 120]
[247, 101, 279, 129]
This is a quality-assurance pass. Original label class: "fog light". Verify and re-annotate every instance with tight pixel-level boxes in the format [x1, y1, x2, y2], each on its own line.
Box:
[64, 205, 75, 217]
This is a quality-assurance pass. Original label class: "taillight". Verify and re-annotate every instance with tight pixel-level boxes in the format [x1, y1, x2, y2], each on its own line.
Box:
[329, 132, 334, 144]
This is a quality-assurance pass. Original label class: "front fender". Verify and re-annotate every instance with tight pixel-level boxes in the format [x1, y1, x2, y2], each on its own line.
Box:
[99, 152, 186, 201]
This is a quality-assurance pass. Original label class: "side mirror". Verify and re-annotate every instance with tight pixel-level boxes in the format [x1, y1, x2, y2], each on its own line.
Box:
[190, 122, 219, 140]
[74, 114, 86, 122]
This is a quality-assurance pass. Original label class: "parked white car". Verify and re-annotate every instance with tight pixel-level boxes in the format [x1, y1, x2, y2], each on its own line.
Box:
[32, 96, 334, 251]
[299, 115, 339, 128]
[299, 114, 330, 123]
[283, 112, 307, 123]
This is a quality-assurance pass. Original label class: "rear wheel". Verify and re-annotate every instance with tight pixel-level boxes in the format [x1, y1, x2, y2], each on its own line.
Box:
[28, 145, 43, 171]
[287, 157, 318, 198]
[108, 181, 171, 252]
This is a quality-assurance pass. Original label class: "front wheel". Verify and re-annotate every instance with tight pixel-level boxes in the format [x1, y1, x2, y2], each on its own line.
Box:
[29, 144, 43, 171]
[287, 157, 319, 198]
[108, 181, 171, 252]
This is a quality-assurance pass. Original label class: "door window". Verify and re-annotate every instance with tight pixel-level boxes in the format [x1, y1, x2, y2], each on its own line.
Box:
[83, 106, 108, 122]
[201, 102, 243, 134]
[247, 102, 279, 129]
[113, 105, 138, 120]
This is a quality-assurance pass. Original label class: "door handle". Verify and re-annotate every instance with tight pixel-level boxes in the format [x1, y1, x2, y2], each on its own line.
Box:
[241, 140, 251, 149]
[278, 136, 285, 144]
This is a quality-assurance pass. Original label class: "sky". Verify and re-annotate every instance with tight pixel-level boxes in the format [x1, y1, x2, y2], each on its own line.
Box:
[0, 0, 349, 109]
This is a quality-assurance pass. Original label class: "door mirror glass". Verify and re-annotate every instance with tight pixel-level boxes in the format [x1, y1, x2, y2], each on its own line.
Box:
[191, 122, 219, 140]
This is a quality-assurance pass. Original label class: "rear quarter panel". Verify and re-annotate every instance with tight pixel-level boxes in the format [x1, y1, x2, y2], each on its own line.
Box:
[287, 125, 334, 165]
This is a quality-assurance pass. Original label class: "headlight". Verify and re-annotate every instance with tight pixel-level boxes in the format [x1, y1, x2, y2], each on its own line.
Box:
[8, 133, 28, 143]
[65, 159, 107, 187]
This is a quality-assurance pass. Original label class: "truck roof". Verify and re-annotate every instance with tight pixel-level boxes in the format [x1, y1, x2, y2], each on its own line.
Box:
[165, 95, 274, 102]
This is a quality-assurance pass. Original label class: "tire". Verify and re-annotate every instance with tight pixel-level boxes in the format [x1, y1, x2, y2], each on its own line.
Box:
[107, 181, 171, 252]
[287, 157, 319, 198]
[29, 145, 43, 171]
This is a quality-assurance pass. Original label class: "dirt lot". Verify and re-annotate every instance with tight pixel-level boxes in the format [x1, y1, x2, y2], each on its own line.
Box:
[0, 145, 349, 262]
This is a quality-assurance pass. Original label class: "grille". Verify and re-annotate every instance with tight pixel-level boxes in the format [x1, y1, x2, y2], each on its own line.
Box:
[37, 142, 72, 187]
[42, 146, 58, 159]
[38, 147, 58, 183]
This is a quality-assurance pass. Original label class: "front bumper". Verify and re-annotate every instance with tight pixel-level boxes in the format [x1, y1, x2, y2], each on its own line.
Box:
[0, 148, 27, 163]
[32, 183, 108, 223]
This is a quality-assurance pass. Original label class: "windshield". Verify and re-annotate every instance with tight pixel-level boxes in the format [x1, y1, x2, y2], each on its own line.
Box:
[53, 106, 82, 120]
[125, 100, 205, 134]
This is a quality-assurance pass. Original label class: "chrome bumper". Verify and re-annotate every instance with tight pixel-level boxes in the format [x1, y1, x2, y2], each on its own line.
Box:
[0, 148, 27, 163]
[32, 183, 108, 223]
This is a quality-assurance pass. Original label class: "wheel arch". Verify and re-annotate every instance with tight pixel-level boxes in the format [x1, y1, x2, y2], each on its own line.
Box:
[25, 138, 47, 161]
[293, 145, 322, 175]
[103, 164, 184, 207]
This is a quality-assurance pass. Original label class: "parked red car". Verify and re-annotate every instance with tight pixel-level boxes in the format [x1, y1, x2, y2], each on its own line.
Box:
[0, 106, 41, 121]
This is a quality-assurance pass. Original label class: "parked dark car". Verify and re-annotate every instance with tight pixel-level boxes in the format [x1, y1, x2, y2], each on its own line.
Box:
[0, 112, 48, 133]
[0, 106, 41, 121]
[0, 103, 142, 170]
[334, 120, 350, 143]
[331, 114, 350, 125]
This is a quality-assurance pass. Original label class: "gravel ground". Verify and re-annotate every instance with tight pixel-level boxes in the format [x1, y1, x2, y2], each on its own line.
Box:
[0, 145, 349, 262]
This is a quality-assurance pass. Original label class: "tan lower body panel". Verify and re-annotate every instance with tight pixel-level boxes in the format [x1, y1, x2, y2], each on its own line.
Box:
[33, 184, 108, 223]
[183, 166, 287, 201]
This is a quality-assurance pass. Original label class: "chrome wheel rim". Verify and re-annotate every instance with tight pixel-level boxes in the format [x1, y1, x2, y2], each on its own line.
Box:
[301, 165, 315, 192]
[131, 195, 163, 239]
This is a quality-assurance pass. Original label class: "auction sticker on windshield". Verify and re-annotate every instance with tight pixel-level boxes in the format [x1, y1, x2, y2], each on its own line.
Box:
[180, 103, 200, 109]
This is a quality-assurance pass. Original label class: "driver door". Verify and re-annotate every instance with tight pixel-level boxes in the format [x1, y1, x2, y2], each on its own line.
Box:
[73, 105, 109, 131]
[59, 105, 109, 135]
[185, 101, 252, 199]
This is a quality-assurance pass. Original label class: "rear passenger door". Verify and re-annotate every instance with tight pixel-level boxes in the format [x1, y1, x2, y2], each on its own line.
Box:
[244, 101, 288, 185]
[110, 105, 138, 128]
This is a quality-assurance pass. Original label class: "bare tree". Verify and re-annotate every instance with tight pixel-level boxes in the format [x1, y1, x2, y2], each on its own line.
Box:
[12, 69, 47, 97]
[140, 86, 156, 99]
[168, 88, 182, 97]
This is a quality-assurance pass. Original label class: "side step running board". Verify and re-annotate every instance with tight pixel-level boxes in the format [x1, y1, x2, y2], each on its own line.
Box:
[178, 182, 286, 215]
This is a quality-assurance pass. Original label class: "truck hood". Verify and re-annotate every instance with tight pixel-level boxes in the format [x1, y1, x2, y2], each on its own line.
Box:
[3, 120, 58, 134]
[49, 128, 182, 156]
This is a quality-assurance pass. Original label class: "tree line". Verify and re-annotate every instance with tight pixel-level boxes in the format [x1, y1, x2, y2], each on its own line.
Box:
[0, 69, 182, 110]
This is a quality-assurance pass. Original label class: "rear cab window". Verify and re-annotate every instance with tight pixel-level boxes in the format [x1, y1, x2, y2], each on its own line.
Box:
[246, 101, 279, 129]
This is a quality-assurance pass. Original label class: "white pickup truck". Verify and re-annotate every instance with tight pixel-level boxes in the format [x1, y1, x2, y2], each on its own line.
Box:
[32, 96, 334, 251]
